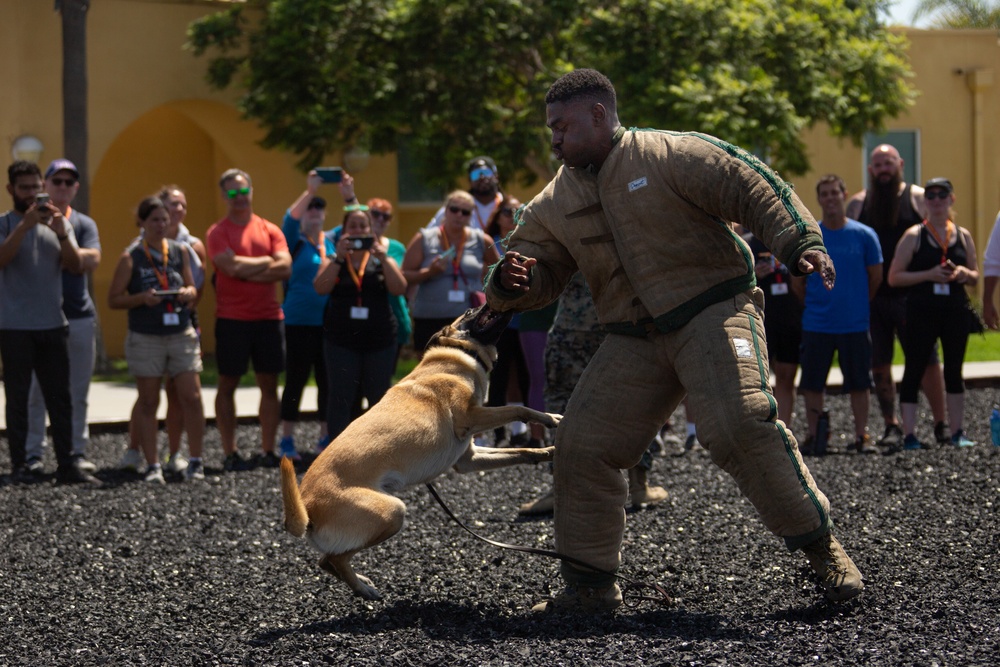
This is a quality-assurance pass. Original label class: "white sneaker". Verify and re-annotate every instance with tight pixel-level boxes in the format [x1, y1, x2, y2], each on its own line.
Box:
[119, 448, 143, 472]
[164, 452, 188, 474]
[74, 456, 97, 473]
[144, 466, 166, 485]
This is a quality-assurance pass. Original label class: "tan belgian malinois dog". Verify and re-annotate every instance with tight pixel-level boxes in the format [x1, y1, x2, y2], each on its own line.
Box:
[280, 305, 560, 600]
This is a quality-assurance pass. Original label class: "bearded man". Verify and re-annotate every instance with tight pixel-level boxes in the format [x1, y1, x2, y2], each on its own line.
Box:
[845, 144, 947, 450]
[426, 156, 503, 232]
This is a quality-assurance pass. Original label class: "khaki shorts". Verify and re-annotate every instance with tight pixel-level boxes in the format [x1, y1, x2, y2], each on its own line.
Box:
[125, 327, 203, 378]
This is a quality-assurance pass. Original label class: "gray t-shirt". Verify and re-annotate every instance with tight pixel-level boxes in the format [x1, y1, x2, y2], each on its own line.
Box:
[411, 226, 488, 319]
[62, 208, 100, 320]
[0, 210, 74, 330]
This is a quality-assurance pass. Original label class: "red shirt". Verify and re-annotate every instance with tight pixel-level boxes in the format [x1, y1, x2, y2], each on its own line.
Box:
[206, 214, 289, 321]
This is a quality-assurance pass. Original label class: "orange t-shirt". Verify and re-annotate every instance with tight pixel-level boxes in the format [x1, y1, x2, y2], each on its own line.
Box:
[206, 214, 289, 321]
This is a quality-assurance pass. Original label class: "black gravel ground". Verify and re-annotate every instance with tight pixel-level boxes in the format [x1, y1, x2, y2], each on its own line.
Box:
[2, 388, 999, 666]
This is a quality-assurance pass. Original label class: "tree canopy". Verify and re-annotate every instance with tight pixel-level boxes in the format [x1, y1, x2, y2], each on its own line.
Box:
[911, 0, 1000, 28]
[187, 0, 915, 187]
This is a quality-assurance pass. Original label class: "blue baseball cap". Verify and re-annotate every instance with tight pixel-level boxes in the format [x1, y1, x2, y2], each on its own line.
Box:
[45, 158, 79, 179]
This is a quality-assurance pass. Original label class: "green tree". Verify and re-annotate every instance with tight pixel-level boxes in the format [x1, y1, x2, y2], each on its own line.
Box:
[911, 0, 1000, 27]
[187, 0, 914, 186]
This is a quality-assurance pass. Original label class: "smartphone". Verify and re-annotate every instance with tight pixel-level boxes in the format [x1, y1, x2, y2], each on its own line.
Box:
[348, 236, 374, 250]
[153, 289, 182, 297]
[35, 193, 50, 207]
[316, 167, 343, 184]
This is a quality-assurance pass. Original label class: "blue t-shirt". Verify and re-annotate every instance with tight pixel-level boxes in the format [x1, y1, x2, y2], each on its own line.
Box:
[282, 211, 336, 327]
[803, 219, 882, 334]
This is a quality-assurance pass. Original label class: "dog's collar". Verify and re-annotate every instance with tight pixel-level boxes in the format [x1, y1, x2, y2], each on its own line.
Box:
[431, 341, 491, 370]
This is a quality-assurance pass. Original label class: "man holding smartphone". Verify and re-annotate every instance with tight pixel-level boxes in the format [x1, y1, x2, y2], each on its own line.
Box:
[0, 160, 98, 484]
[25, 159, 102, 474]
[206, 168, 292, 472]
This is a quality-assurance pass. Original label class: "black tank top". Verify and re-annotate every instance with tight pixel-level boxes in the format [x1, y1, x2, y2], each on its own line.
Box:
[858, 183, 921, 295]
[126, 238, 192, 334]
[906, 223, 970, 304]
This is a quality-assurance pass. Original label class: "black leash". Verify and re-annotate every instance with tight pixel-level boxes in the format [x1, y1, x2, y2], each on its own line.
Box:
[425, 482, 672, 608]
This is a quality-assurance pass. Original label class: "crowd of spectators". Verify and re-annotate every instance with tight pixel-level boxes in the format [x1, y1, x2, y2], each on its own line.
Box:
[2, 142, 998, 484]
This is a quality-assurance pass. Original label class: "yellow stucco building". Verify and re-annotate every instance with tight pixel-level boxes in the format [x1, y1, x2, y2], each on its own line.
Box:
[2, 1, 998, 357]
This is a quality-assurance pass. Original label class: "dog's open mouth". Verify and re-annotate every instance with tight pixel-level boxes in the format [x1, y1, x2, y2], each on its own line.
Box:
[466, 304, 513, 342]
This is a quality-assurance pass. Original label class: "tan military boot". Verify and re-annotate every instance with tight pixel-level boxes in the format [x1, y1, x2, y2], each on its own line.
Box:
[800, 532, 864, 602]
[627, 467, 668, 508]
[532, 582, 623, 613]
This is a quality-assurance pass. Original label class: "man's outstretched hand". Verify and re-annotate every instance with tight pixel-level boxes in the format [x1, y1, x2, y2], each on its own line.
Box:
[798, 249, 836, 290]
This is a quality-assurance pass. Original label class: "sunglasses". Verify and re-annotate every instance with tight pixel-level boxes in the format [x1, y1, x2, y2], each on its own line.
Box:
[925, 190, 950, 200]
[370, 210, 392, 220]
[226, 186, 251, 199]
[448, 205, 473, 217]
[50, 177, 77, 187]
[469, 167, 495, 181]
[307, 204, 326, 211]
[499, 207, 515, 216]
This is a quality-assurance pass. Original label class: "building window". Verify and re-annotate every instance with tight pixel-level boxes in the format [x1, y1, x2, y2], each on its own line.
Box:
[863, 130, 920, 186]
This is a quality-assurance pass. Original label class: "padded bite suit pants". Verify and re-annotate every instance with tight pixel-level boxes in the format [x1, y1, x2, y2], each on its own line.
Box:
[553, 290, 832, 584]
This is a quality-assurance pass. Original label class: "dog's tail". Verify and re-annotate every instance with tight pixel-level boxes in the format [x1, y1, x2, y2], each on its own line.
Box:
[280, 457, 309, 537]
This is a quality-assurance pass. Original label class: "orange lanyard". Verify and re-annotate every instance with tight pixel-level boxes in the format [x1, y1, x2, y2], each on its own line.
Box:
[345, 251, 370, 306]
[142, 239, 173, 311]
[923, 220, 951, 266]
[439, 227, 467, 289]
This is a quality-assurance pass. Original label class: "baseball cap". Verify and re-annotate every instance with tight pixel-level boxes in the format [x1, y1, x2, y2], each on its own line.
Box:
[923, 177, 953, 193]
[307, 196, 327, 210]
[45, 158, 79, 180]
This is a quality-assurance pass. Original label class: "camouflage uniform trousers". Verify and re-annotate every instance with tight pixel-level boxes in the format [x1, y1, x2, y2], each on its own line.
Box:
[544, 328, 655, 472]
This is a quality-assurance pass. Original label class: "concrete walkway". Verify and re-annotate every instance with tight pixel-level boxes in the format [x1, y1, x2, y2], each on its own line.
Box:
[2, 363, 999, 431]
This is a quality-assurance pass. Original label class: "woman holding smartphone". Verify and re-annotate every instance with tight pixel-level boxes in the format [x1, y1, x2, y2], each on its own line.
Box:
[888, 178, 980, 449]
[108, 196, 205, 483]
[403, 190, 501, 354]
[313, 205, 407, 441]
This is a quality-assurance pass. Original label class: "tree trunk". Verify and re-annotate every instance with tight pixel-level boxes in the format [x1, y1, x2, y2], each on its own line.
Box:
[60, 0, 110, 372]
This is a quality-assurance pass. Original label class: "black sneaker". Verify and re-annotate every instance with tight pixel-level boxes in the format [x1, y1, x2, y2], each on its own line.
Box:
[223, 451, 247, 472]
[879, 424, 904, 449]
[799, 435, 815, 456]
[11, 465, 37, 484]
[55, 463, 102, 487]
[255, 451, 281, 468]
[934, 421, 950, 445]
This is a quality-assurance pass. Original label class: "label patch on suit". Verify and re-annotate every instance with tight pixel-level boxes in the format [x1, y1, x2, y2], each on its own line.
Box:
[732, 337, 753, 359]
[628, 177, 648, 192]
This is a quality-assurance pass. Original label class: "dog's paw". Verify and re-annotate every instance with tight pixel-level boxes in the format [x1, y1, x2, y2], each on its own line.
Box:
[543, 413, 563, 429]
[534, 446, 555, 462]
[354, 575, 383, 601]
